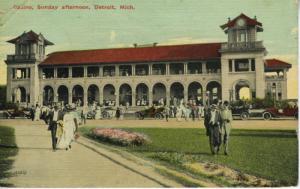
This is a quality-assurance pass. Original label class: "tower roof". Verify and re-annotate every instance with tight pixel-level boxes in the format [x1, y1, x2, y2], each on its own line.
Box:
[220, 13, 263, 31]
[7, 30, 54, 45]
[265, 59, 292, 71]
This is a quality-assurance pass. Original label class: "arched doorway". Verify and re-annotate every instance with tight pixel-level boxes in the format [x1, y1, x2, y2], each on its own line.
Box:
[88, 85, 99, 105]
[43, 86, 54, 105]
[119, 84, 132, 106]
[103, 84, 116, 106]
[234, 80, 251, 100]
[57, 85, 69, 105]
[15, 87, 26, 103]
[170, 82, 184, 106]
[188, 82, 203, 105]
[206, 81, 222, 104]
[152, 83, 166, 106]
[136, 83, 149, 106]
[72, 85, 84, 106]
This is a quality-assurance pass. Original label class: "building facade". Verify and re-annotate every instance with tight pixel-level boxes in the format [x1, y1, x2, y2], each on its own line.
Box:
[5, 14, 292, 108]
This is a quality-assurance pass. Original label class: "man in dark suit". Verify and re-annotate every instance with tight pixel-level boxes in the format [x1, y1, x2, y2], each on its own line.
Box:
[204, 103, 222, 155]
[48, 105, 64, 151]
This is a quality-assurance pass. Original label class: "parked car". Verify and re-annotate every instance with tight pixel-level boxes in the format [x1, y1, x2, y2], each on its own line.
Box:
[102, 107, 116, 119]
[4, 108, 31, 119]
[86, 107, 116, 119]
[263, 103, 298, 120]
[135, 106, 164, 120]
[231, 105, 250, 120]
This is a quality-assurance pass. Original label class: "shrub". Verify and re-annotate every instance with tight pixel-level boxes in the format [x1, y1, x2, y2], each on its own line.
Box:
[91, 128, 150, 146]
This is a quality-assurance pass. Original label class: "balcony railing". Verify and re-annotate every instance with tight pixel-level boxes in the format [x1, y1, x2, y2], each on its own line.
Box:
[265, 75, 285, 80]
[220, 41, 264, 52]
[6, 54, 43, 61]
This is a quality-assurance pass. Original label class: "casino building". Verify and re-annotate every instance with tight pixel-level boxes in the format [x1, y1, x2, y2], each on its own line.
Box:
[5, 14, 292, 108]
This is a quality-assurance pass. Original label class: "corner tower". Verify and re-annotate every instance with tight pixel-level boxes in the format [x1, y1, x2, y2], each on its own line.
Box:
[219, 13, 266, 101]
[5, 31, 54, 106]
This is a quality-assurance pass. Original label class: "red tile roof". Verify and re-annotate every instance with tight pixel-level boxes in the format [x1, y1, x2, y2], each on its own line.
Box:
[265, 59, 292, 69]
[40, 43, 222, 66]
[220, 13, 262, 30]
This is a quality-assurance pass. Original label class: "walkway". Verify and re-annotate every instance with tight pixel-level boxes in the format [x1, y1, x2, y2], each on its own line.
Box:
[0, 120, 181, 187]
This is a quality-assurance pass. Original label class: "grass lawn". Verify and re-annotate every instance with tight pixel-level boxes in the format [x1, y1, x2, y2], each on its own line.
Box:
[80, 126, 298, 186]
[0, 126, 18, 187]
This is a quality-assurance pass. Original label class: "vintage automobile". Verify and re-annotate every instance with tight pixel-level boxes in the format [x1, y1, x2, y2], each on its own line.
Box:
[263, 103, 298, 120]
[4, 108, 31, 119]
[135, 106, 164, 120]
[86, 107, 116, 119]
[231, 105, 250, 120]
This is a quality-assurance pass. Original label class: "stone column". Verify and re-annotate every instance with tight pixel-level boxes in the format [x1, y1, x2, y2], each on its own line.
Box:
[255, 57, 266, 98]
[69, 67, 72, 78]
[166, 88, 170, 106]
[84, 89, 88, 106]
[54, 67, 57, 78]
[84, 66, 87, 77]
[166, 63, 170, 75]
[184, 62, 188, 74]
[232, 59, 235, 72]
[115, 88, 119, 107]
[148, 90, 153, 106]
[132, 64, 135, 76]
[202, 62, 207, 74]
[132, 90, 136, 107]
[54, 87, 58, 103]
[248, 59, 252, 71]
[149, 64, 152, 75]
[99, 86, 104, 105]
[115, 65, 119, 76]
[68, 88, 73, 105]
[202, 90, 206, 105]
[99, 66, 103, 77]
[283, 69, 287, 79]
[184, 87, 188, 103]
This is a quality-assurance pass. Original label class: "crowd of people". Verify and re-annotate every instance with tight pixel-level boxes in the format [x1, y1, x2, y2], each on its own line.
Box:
[28, 98, 232, 155]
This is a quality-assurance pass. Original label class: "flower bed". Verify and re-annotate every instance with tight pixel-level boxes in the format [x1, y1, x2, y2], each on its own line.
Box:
[91, 128, 150, 146]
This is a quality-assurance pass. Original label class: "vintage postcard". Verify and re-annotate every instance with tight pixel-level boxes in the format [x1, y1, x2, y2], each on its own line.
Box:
[0, 0, 298, 187]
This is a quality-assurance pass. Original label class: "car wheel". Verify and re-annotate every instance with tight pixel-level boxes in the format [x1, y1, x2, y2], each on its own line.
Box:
[263, 112, 272, 120]
[102, 112, 108, 119]
[240, 112, 249, 120]
[154, 113, 162, 120]
[136, 113, 144, 120]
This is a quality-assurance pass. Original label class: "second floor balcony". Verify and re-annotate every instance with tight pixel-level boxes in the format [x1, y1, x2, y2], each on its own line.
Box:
[265, 75, 285, 81]
[220, 41, 265, 52]
[6, 53, 44, 62]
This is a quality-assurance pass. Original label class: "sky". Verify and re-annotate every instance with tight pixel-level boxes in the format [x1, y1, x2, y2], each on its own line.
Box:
[0, 0, 298, 98]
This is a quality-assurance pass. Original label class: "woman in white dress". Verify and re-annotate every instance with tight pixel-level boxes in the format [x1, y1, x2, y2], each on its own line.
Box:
[56, 108, 78, 150]
[34, 105, 41, 121]
[95, 106, 102, 119]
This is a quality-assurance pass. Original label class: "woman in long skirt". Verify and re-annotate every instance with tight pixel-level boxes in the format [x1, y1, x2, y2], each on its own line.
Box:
[56, 107, 78, 150]
[34, 105, 41, 121]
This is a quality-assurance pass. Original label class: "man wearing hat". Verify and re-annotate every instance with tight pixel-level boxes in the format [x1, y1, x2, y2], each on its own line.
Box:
[220, 101, 233, 155]
[205, 103, 222, 154]
[48, 105, 64, 151]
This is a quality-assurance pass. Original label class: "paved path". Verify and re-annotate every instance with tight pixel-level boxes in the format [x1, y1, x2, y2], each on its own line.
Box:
[0, 120, 181, 187]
